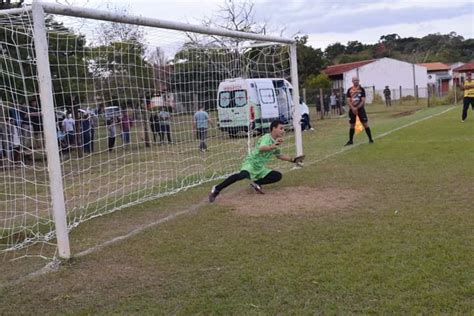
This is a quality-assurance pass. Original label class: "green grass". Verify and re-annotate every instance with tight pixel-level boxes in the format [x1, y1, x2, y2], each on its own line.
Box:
[1, 103, 473, 314]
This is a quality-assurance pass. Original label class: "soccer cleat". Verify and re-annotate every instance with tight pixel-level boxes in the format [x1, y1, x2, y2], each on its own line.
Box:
[344, 140, 353, 146]
[208, 186, 219, 203]
[250, 182, 265, 194]
[369, 139, 374, 143]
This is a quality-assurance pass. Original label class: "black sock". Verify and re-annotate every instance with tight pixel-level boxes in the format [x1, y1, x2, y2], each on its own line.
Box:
[349, 128, 355, 142]
[365, 127, 373, 141]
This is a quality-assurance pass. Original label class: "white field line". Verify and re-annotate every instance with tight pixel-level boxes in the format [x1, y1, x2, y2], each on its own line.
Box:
[299, 106, 455, 168]
[2, 106, 455, 287]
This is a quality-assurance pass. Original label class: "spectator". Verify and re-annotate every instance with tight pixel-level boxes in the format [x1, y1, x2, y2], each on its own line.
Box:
[330, 92, 337, 115]
[383, 86, 392, 106]
[20, 101, 33, 149]
[323, 94, 330, 117]
[107, 118, 116, 152]
[89, 111, 96, 153]
[193, 105, 212, 152]
[158, 107, 172, 144]
[336, 92, 344, 115]
[80, 112, 92, 154]
[6, 117, 22, 163]
[315, 94, 322, 113]
[62, 113, 75, 151]
[299, 98, 313, 131]
[149, 113, 157, 143]
[28, 98, 43, 149]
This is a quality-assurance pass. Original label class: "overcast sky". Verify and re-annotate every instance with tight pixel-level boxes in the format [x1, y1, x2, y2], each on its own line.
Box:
[31, 0, 473, 49]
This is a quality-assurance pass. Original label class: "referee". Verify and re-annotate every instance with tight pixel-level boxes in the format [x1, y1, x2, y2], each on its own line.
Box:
[345, 76, 374, 145]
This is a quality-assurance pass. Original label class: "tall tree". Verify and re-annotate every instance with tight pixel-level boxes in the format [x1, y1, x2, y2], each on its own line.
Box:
[295, 35, 326, 86]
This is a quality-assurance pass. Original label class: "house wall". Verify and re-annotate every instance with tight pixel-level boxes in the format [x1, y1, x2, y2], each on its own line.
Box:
[342, 58, 428, 103]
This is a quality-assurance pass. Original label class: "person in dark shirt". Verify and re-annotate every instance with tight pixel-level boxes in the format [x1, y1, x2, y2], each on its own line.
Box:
[345, 76, 374, 145]
[383, 86, 392, 106]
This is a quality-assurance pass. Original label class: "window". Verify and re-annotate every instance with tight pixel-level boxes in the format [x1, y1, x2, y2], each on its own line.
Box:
[219, 90, 247, 108]
[235, 91, 247, 107]
[219, 91, 231, 108]
[259, 88, 275, 104]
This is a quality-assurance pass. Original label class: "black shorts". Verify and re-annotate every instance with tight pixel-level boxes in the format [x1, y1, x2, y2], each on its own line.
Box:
[349, 107, 368, 124]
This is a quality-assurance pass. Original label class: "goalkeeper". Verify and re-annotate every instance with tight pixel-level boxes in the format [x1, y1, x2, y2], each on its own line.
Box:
[209, 120, 304, 202]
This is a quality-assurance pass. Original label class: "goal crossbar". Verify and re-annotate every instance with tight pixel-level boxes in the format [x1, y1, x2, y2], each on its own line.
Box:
[38, 2, 295, 45]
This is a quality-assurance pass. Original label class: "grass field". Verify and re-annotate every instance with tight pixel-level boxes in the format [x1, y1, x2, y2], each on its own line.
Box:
[1, 103, 473, 314]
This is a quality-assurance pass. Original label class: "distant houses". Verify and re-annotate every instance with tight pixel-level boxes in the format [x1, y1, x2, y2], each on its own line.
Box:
[322, 57, 474, 102]
[322, 57, 428, 103]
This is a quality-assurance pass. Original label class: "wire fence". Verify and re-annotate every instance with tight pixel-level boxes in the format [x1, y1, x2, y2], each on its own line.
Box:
[302, 84, 461, 119]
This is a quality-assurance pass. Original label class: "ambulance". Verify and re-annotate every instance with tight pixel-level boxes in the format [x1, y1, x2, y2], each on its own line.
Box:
[217, 78, 294, 136]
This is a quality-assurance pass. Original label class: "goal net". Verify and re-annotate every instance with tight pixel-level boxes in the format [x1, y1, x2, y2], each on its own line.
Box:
[0, 4, 300, 260]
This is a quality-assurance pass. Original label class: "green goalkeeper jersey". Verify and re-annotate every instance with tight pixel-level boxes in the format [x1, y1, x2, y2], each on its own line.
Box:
[241, 133, 281, 180]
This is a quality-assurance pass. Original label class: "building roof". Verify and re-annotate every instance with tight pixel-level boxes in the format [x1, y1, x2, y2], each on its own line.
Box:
[453, 62, 474, 73]
[322, 59, 376, 76]
[417, 62, 450, 71]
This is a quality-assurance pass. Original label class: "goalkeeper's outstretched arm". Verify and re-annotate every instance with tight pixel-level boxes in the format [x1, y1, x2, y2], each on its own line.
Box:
[276, 154, 305, 163]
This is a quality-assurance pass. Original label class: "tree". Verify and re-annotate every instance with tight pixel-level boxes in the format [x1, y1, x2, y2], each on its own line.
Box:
[91, 3, 145, 46]
[345, 41, 365, 54]
[87, 40, 154, 106]
[0, 15, 90, 107]
[324, 42, 346, 63]
[187, 0, 269, 48]
[295, 35, 326, 86]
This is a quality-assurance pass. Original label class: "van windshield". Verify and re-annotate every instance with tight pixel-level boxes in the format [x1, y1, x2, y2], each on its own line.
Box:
[219, 90, 247, 108]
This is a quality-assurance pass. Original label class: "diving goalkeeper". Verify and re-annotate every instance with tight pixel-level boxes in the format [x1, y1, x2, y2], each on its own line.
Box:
[209, 120, 304, 202]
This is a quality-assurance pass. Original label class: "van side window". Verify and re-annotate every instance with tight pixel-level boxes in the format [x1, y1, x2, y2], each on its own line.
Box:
[219, 90, 247, 108]
[259, 88, 275, 104]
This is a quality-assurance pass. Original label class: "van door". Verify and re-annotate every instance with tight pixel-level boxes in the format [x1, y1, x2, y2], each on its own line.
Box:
[218, 89, 248, 131]
[255, 81, 279, 121]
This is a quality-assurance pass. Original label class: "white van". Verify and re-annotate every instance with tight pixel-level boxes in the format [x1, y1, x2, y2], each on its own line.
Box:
[104, 106, 120, 121]
[217, 78, 294, 136]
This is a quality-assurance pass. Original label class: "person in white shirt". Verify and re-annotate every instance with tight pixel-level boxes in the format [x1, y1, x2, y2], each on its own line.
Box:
[330, 92, 337, 115]
[299, 98, 313, 131]
[62, 113, 75, 150]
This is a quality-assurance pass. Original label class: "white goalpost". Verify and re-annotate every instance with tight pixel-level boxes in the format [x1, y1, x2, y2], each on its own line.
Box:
[0, 1, 302, 260]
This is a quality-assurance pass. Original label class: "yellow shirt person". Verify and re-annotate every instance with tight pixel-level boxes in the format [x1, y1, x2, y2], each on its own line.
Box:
[461, 72, 474, 122]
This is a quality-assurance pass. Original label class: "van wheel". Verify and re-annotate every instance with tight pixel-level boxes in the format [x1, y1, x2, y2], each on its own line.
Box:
[228, 130, 237, 138]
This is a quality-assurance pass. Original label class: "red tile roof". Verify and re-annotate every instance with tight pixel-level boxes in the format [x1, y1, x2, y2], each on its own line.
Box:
[453, 62, 474, 73]
[417, 62, 450, 71]
[323, 59, 376, 76]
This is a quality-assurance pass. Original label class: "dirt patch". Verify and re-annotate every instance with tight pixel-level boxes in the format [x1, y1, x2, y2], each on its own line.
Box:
[391, 110, 417, 118]
[217, 186, 362, 216]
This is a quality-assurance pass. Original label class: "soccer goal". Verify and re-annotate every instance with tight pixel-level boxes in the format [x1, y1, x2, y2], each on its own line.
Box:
[0, 2, 302, 260]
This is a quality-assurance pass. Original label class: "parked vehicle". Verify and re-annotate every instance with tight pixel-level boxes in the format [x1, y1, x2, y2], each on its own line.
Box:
[104, 106, 120, 121]
[217, 78, 294, 137]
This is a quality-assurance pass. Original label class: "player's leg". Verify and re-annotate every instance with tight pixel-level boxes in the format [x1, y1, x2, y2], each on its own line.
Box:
[209, 170, 251, 202]
[462, 97, 469, 121]
[255, 170, 282, 185]
[346, 111, 356, 146]
[251, 170, 282, 194]
[358, 108, 373, 143]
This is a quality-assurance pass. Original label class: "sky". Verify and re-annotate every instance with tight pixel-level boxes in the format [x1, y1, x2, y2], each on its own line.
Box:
[28, 0, 474, 50]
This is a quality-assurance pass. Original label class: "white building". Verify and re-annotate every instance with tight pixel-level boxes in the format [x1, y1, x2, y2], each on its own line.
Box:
[323, 57, 428, 103]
